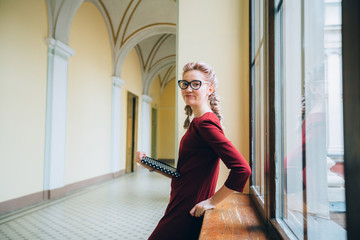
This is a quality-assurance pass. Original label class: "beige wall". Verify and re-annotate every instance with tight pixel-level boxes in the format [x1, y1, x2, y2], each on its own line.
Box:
[149, 77, 176, 160]
[120, 48, 143, 169]
[0, 0, 48, 202]
[150, 76, 161, 107]
[158, 80, 176, 159]
[66, 2, 112, 184]
[177, 0, 250, 192]
[0, 0, 249, 207]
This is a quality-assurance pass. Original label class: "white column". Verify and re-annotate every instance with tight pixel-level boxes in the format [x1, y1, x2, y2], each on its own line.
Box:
[111, 76, 125, 174]
[44, 38, 74, 190]
[141, 95, 152, 156]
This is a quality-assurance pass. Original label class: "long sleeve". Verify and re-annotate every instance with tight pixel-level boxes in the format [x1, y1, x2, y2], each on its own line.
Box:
[196, 116, 251, 192]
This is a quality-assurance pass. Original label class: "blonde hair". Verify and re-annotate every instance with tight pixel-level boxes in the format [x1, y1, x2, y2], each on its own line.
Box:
[182, 61, 222, 129]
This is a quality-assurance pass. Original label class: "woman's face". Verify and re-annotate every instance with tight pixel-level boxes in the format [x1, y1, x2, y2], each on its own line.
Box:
[181, 70, 212, 108]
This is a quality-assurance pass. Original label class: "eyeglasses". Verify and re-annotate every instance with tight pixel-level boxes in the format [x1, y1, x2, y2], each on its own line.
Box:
[177, 80, 210, 90]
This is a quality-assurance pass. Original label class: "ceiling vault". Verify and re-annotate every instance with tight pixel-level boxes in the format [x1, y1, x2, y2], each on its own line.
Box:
[47, 0, 176, 94]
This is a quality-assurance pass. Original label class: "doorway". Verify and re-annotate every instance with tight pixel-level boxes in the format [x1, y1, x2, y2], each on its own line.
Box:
[126, 92, 139, 173]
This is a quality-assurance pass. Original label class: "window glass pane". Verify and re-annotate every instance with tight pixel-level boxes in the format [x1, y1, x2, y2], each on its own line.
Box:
[259, 0, 264, 41]
[251, 0, 267, 202]
[275, 0, 346, 239]
[254, 51, 265, 197]
[255, 0, 260, 50]
[275, 3, 284, 219]
[259, 46, 265, 197]
[251, 0, 256, 62]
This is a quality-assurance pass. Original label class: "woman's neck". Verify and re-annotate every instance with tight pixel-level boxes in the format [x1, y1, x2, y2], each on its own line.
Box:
[192, 105, 212, 118]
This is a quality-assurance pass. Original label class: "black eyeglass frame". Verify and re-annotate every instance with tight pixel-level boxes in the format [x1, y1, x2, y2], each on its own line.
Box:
[177, 80, 209, 90]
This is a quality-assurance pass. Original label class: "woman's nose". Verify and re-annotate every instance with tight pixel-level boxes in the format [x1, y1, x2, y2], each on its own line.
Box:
[185, 85, 193, 92]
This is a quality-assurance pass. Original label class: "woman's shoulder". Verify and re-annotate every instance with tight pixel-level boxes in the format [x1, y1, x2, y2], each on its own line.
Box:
[193, 112, 217, 121]
[193, 112, 222, 129]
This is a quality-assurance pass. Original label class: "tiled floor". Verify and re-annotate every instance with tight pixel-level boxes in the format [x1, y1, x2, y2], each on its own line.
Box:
[0, 169, 171, 240]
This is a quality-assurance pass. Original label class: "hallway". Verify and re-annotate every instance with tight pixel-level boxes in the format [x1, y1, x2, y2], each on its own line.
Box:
[2, 0, 359, 239]
[0, 169, 171, 240]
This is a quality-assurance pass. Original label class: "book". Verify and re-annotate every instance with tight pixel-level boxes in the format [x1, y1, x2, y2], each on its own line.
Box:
[141, 156, 180, 178]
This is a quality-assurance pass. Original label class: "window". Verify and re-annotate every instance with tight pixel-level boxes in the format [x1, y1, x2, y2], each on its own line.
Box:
[274, 0, 346, 238]
[250, 0, 268, 204]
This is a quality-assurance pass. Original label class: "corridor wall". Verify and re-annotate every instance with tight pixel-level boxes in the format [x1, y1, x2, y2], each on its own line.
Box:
[0, 0, 170, 215]
[150, 76, 161, 108]
[177, 0, 250, 192]
[158, 80, 176, 160]
[66, 2, 112, 185]
[149, 77, 176, 161]
[0, 0, 48, 203]
[120, 48, 143, 170]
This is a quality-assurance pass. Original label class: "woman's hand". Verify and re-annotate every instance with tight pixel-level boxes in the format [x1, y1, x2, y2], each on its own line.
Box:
[189, 198, 216, 217]
[135, 151, 146, 164]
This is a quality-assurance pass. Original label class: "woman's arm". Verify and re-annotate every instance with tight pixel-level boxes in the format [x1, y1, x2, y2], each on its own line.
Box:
[197, 119, 251, 193]
[189, 185, 233, 217]
[190, 116, 252, 217]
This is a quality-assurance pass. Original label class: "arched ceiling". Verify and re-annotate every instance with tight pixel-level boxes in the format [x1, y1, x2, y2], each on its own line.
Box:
[47, 0, 176, 94]
[158, 65, 176, 94]
[136, 34, 175, 94]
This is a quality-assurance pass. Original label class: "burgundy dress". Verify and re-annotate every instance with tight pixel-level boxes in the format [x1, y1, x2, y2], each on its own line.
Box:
[148, 112, 251, 240]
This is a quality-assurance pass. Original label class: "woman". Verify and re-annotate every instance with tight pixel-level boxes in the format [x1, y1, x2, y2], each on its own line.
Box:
[136, 61, 251, 240]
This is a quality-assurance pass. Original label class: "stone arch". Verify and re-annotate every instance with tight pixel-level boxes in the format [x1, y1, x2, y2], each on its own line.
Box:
[52, 0, 84, 44]
[49, 0, 114, 51]
[114, 25, 176, 77]
[143, 57, 176, 95]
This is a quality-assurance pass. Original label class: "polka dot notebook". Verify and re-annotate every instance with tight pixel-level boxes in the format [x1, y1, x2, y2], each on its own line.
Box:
[141, 156, 180, 178]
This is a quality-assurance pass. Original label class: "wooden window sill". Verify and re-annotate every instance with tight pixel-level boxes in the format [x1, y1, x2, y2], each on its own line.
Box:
[199, 193, 269, 239]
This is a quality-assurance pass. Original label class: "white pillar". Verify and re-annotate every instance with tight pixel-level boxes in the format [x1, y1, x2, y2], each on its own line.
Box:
[44, 38, 74, 191]
[141, 95, 152, 156]
[111, 76, 125, 174]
